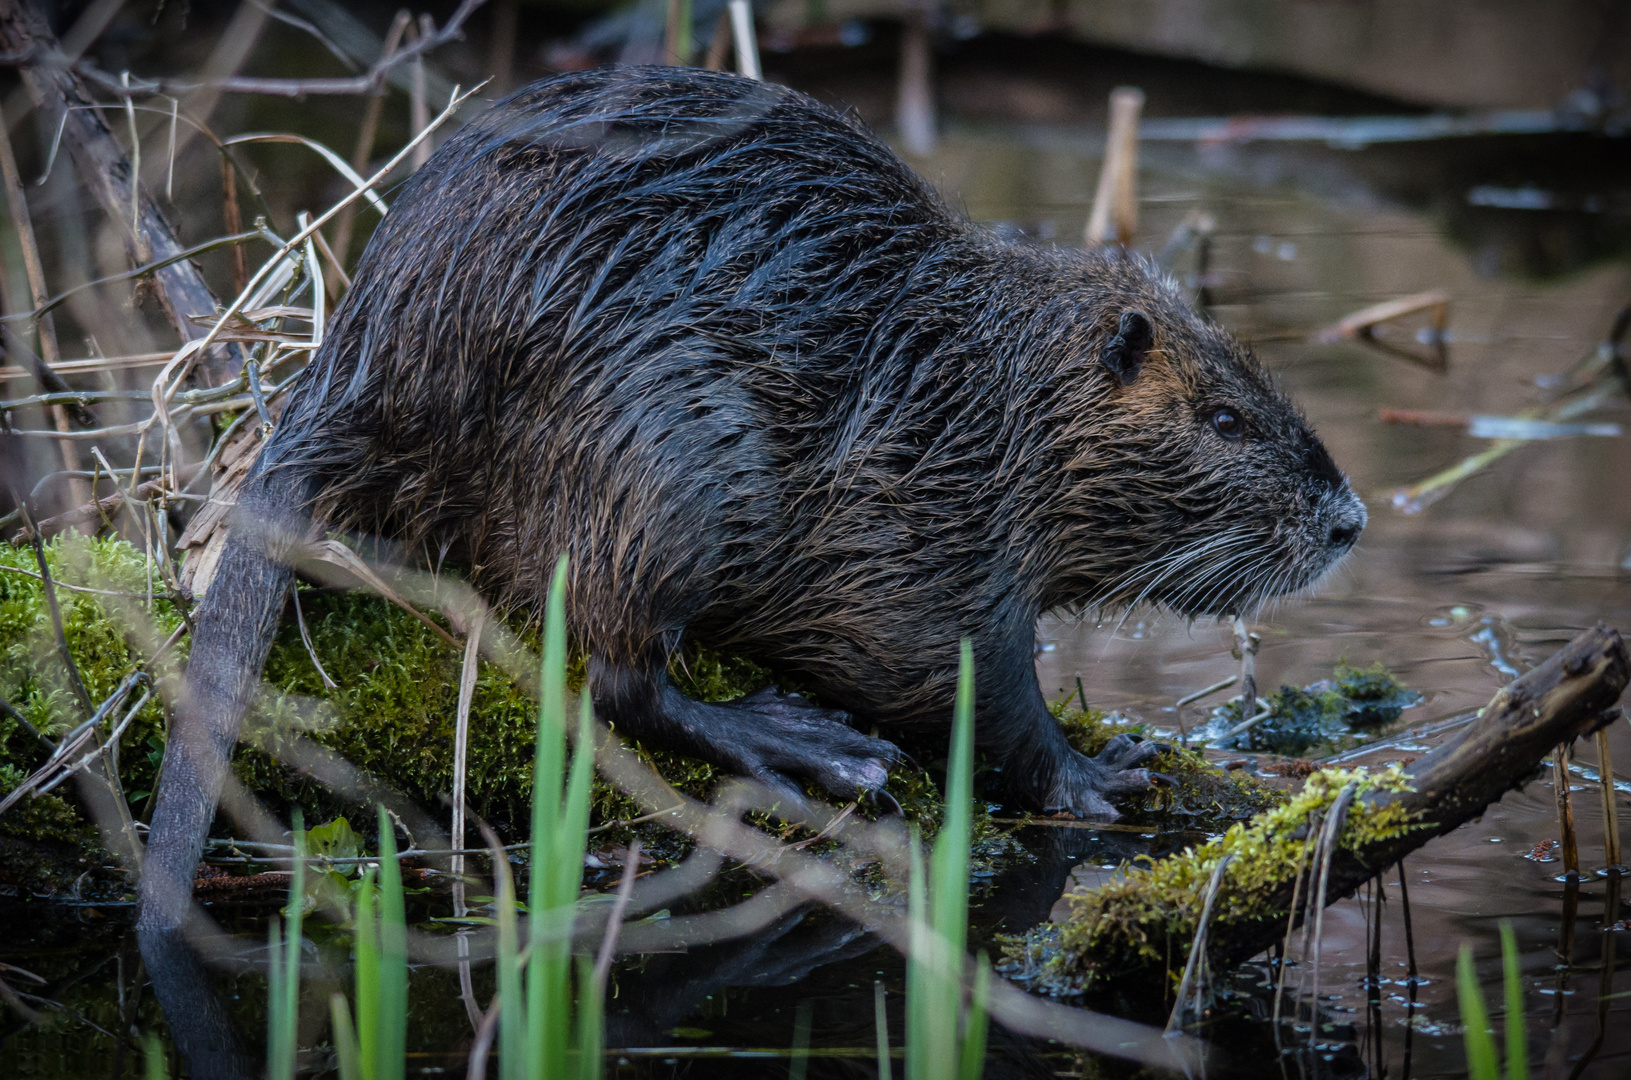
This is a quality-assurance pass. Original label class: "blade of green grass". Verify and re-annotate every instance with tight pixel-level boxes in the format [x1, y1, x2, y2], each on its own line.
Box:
[330, 993, 361, 1080]
[789, 1000, 812, 1080]
[268, 810, 306, 1080]
[375, 805, 408, 1080]
[874, 981, 891, 1080]
[142, 1031, 168, 1080]
[906, 639, 982, 1080]
[1500, 922, 1528, 1080]
[958, 952, 990, 1080]
[905, 826, 928, 1080]
[530, 554, 573, 1078]
[1457, 942, 1500, 1080]
[574, 955, 603, 1080]
[493, 836, 526, 1080]
[354, 866, 381, 1078]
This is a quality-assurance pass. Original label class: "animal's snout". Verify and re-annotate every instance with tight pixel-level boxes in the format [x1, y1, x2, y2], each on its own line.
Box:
[1325, 493, 1367, 552]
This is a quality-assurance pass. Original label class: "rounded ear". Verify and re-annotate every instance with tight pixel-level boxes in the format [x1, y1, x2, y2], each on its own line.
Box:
[1099, 310, 1154, 386]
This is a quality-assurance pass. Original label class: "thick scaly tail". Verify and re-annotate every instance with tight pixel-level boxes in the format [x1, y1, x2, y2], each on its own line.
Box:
[137, 463, 312, 932]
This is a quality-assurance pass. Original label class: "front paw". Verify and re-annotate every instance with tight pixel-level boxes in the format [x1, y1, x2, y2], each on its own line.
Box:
[1042, 734, 1171, 820]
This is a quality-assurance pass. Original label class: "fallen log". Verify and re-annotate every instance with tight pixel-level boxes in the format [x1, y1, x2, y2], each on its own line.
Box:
[1004, 623, 1628, 997]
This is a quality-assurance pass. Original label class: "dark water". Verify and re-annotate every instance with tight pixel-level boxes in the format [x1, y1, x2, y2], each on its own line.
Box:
[6, 61, 1631, 1080]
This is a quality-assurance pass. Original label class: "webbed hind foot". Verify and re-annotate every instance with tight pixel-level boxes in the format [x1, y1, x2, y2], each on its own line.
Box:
[710, 685, 899, 803]
[1041, 734, 1172, 821]
[592, 658, 899, 806]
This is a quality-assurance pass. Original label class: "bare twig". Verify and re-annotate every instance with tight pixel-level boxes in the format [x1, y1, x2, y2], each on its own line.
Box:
[451, 609, 485, 913]
[332, 11, 411, 268]
[1165, 852, 1234, 1034]
[0, 228, 262, 328]
[13, 462, 199, 542]
[0, 97, 90, 493]
[18, 500, 92, 715]
[75, 0, 488, 100]
[0, 0, 244, 383]
[593, 839, 641, 987]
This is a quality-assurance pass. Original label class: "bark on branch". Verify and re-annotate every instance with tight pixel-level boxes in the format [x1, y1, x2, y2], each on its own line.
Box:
[1218, 622, 1628, 965]
[1016, 624, 1629, 995]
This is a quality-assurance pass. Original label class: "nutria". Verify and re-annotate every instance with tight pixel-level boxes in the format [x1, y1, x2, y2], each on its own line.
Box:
[137, 67, 1365, 929]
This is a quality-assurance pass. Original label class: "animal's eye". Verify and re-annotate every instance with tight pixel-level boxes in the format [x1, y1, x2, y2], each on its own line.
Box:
[1211, 409, 1246, 439]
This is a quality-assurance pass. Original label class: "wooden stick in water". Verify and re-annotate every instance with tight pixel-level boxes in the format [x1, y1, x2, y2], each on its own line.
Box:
[1597, 726, 1622, 870]
[1556, 741, 1581, 878]
[1086, 87, 1144, 247]
[1317, 290, 1449, 345]
[1231, 616, 1259, 725]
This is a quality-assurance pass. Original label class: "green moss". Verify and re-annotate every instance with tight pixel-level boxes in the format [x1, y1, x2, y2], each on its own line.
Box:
[0, 539, 1029, 886]
[1213, 660, 1423, 753]
[0, 536, 184, 842]
[1001, 764, 1425, 997]
[0, 765, 96, 845]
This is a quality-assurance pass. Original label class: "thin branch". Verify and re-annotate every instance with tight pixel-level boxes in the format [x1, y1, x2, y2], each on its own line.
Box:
[75, 1, 487, 100]
[18, 501, 93, 715]
[0, 230, 265, 325]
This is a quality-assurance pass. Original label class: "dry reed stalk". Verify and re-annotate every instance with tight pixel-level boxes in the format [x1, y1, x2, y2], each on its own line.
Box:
[451, 609, 485, 914]
[1231, 616, 1259, 726]
[1086, 88, 1143, 247]
[486, 0, 518, 96]
[0, 99, 87, 499]
[1317, 290, 1449, 345]
[77, 0, 488, 100]
[729, 0, 761, 80]
[1597, 727, 1622, 869]
[894, 10, 935, 157]
[704, 8, 732, 70]
[1556, 742, 1581, 878]
[664, 0, 692, 66]
[148, 82, 480, 420]
[410, 16, 432, 171]
[219, 152, 247, 296]
[1165, 852, 1234, 1034]
[332, 11, 410, 268]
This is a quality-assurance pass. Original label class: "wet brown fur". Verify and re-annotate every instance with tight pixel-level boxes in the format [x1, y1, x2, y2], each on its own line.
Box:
[138, 67, 1364, 931]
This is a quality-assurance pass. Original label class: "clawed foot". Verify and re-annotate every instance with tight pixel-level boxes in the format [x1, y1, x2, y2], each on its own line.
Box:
[716, 686, 900, 803]
[1041, 733, 1173, 820]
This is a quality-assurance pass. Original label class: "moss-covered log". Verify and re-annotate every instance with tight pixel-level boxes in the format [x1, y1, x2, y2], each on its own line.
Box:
[1007, 623, 1629, 997]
